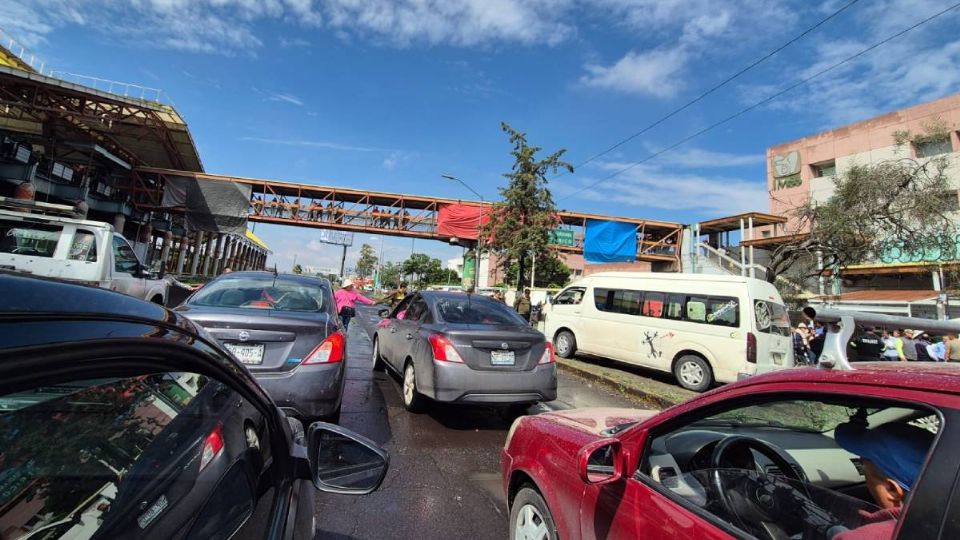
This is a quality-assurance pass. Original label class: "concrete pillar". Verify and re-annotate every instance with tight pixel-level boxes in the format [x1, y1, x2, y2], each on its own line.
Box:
[236, 244, 247, 271]
[189, 231, 204, 275]
[257, 250, 264, 270]
[113, 214, 126, 236]
[159, 231, 173, 276]
[225, 235, 238, 270]
[220, 235, 233, 273]
[209, 233, 225, 275]
[201, 233, 216, 276]
[176, 235, 190, 274]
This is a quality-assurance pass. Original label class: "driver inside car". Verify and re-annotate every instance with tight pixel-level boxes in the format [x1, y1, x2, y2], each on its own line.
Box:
[832, 420, 935, 540]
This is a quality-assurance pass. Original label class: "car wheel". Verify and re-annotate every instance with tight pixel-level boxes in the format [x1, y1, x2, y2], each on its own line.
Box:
[372, 336, 386, 372]
[402, 362, 426, 413]
[554, 330, 576, 359]
[510, 487, 558, 540]
[674, 354, 713, 392]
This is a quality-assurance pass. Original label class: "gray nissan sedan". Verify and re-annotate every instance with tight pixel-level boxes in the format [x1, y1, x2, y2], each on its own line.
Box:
[176, 272, 345, 423]
[372, 291, 557, 412]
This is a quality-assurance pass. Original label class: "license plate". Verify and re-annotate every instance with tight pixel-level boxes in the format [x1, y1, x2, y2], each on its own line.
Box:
[224, 343, 265, 365]
[490, 350, 515, 366]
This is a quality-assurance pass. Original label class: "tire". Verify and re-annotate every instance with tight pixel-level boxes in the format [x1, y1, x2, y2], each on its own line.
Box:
[673, 354, 713, 392]
[553, 330, 577, 359]
[510, 487, 558, 540]
[401, 362, 426, 413]
[372, 336, 386, 372]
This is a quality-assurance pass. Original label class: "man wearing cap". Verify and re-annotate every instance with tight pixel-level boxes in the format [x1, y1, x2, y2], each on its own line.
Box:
[832, 419, 935, 539]
[334, 279, 375, 330]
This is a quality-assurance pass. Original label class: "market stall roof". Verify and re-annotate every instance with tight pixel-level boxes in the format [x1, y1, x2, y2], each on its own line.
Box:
[696, 212, 787, 235]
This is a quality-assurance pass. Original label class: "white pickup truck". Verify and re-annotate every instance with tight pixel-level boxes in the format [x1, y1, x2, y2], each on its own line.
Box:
[0, 200, 169, 304]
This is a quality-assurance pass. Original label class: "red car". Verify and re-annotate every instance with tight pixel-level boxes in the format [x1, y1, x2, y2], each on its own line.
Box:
[501, 363, 960, 540]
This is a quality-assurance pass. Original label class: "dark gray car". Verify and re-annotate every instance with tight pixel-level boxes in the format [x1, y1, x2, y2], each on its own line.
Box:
[372, 291, 557, 412]
[176, 272, 345, 422]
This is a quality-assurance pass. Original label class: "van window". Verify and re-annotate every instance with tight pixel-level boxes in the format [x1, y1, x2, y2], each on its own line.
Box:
[68, 230, 98, 262]
[687, 295, 739, 327]
[553, 287, 585, 305]
[664, 294, 684, 319]
[0, 220, 61, 257]
[594, 288, 642, 315]
[642, 292, 665, 317]
[755, 300, 791, 336]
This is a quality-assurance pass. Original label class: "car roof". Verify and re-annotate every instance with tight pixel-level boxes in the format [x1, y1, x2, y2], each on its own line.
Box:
[0, 270, 172, 323]
[212, 271, 331, 286]
[417, 291, 499, 302]
[736, 362, 960, 395]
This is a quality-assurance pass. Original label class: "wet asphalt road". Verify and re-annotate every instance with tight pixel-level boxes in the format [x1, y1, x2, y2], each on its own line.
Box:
[313, 305, 644, 540]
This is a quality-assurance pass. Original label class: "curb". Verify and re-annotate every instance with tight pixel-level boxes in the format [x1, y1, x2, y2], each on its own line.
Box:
[556, 360, 681, 410]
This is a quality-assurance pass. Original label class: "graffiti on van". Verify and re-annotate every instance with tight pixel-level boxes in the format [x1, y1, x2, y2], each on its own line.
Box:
[642, 331, 675, 359]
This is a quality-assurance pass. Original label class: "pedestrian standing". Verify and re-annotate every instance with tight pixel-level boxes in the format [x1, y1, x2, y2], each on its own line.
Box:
[900, 330, 919, 361]
[793, 326, 815, 366]
[946, 334, 960, 362]
[808, 321, 825, 361]
[334, 279, 375, 330]
[881, 330, 901, 361]
[928, 336, 946, 362]
[514, 288, 532, 322]
[914, 333, 933, 362]
[851, 327, 883, 361]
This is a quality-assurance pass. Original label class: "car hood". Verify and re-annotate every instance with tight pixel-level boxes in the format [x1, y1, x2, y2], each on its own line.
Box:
[540, 407, 659, 436]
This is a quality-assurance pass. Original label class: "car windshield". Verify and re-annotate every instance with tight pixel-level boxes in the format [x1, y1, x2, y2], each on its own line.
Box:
[189, 276, 329, 312]
[435, 297, 525, 325]
[692, 400, 938, 434]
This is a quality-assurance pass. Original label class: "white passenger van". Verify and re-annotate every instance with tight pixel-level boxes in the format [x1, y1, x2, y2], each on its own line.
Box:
[542, 272, 793, 391]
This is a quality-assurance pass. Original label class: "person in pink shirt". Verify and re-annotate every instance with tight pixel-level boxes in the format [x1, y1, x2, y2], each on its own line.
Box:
[334, 279, 375, 330]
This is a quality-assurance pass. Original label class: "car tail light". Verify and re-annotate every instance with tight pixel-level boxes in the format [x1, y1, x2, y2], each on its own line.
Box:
[746, 332, 757, 364]
[429, 334, 464, 363]
[199, 423, 225, 472]
[539, 342, 555, 364]
[304, 332, 346, 364]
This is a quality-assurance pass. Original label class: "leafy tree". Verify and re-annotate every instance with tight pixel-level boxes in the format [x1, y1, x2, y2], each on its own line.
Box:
[506, 252, 571, 288]
[379, 262, 402, 288]
[402, 253, 432, 286]
[483, 122, 572, 288]
[355, 243, 378, 280]
[767, 121, 955, 289]
[292, 263, 303, 274]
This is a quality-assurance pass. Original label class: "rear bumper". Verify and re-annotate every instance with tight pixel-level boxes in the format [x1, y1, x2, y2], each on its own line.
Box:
[254, 362, 344, 419]
[426, 361, 557, 404]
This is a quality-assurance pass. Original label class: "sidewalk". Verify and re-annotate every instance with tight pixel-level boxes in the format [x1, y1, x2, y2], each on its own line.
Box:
[556, 356, 696, 409]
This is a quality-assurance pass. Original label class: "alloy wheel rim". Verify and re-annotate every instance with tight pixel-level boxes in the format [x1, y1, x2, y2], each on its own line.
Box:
[680, 361, 704, 386]
[373, 340, 379, 361]
[556, 335, 569, 355]
[403, 366, 415, 404]
[515, 504, 549, 540]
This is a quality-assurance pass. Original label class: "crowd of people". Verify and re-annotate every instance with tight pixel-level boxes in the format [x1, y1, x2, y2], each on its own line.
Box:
[794, 321, 960, 365]
[251, 196, 415, 231]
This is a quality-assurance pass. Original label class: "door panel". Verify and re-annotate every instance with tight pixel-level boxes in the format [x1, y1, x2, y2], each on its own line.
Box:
[112, 235, 146, 299]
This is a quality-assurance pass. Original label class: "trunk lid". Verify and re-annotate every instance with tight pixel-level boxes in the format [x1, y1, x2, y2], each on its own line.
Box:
[437, 323, 546, 372]
[176, 305, 335, 372]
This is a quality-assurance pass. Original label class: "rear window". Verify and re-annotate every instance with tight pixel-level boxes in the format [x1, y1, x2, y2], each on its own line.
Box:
[0, 220, 61, 258]
[435, 297, 526, 325]
[189, 276, 330, 312]
[755, 300, 791, 336]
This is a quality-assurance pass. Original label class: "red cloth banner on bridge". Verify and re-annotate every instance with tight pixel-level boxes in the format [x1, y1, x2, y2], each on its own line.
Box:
[437, 203, 491, 240]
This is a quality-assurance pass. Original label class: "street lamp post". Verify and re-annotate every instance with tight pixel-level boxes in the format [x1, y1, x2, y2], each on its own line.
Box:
[442, 174, 483, 292]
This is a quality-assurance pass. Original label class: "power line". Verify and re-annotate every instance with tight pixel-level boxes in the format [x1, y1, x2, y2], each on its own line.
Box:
[559, 1, 960, 202]
[558, 0, 862, 176]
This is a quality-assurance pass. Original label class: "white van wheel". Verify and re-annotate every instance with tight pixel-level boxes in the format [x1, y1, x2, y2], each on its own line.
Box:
[554, 330, 577, 359]
[674, 355, 713, 392]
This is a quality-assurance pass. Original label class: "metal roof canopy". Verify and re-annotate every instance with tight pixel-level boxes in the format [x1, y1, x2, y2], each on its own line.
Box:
[0, 66, 203, 172]
[696, 212, 786, 235]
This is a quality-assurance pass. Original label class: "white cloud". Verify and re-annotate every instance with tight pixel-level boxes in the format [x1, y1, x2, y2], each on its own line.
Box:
[560, 161, 768, 215]
[266, 92, 304, 106]
[647, 146, 765, 168]
[278, 36, 312, 47]
[580, 46, 689, 98]
[241, 136, 400, 153]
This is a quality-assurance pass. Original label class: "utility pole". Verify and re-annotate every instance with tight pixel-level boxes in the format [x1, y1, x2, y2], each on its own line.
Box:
[339, 244, 347, 278]
[442, 174, 483, 292]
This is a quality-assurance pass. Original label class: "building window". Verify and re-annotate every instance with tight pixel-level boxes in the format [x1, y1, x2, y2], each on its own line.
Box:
[811, 160, 836, 178]
[915, 137, 953, 158]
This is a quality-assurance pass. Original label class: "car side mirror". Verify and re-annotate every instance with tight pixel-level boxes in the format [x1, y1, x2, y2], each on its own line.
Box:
[577, 438, 622, 485]
[378, 308, 391, 318]
[307, 422, 389, 495]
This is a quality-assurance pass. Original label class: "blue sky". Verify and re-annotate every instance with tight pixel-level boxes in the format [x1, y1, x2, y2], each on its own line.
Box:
[4, 0, 960, 272]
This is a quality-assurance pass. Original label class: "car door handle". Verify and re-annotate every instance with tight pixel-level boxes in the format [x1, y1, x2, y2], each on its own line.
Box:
[389, 326, 397, 333]
[405, 333, 413, 340]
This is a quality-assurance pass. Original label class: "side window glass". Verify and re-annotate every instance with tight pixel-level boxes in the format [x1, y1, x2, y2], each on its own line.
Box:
[113, 236, 140, 274]
[642, 292, 665, 318]
[68, 230, 98, 262]
[406, 299, 427, 322]
[392, 296, 413, 320]
[554, 287, 585, 305]
[640, 397, 939, 540]
[611, 290, 643, 315]
[664, 294, 684, 320]
[593, 288, 611, 311]
[0, 372, 272, 540]
[706, 297, 739, 327]
[686, 296, 707, 322]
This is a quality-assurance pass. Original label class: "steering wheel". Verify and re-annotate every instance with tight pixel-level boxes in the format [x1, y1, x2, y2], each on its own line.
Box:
[708, 436, 845, 539]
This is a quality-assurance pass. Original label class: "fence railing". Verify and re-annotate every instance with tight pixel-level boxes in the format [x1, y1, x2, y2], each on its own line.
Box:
[695, 242, 768, 280]
[0, 27, 50, 74]
[47, 71, 174, 105]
